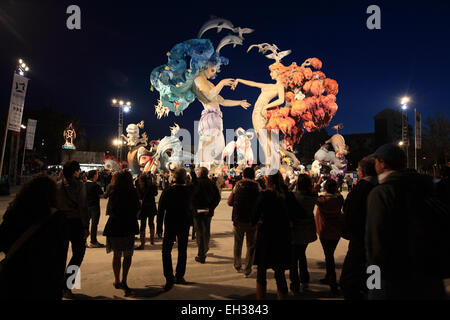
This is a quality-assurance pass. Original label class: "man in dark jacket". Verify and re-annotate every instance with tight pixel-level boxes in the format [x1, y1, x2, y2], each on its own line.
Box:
[56, 161, 89, 298]
[366, 144, 446, 299]
[227, 167, 260, 277]
[340, 157, 377, 299]
[157, 168, 193, 291]
[85, 170, 105, 248]
[191, 167, 221, 263]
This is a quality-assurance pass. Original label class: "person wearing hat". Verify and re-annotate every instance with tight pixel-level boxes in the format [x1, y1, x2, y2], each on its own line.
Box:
[365, 143, 446, 300]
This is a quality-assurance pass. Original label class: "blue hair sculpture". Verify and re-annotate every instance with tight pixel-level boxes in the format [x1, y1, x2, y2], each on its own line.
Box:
[151, 39, 229, 117]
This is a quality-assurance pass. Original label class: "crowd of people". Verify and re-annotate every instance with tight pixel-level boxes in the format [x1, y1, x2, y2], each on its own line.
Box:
[0, 142, 448, 300]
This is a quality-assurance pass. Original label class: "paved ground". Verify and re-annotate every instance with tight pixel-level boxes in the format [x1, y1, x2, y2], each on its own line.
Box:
[1, 187, 449, 300]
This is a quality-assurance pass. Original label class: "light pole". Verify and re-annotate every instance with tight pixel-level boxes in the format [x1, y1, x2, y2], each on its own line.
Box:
[111, 99, 132, 162]
[0, 59, 30, 183]
[400, 96, 410, 168]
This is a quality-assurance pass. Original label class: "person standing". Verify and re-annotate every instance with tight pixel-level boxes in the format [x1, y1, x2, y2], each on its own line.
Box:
[136, 172, 158, 249]
[56, 161, 89, 298]
[366, 144, 447, 299]
[85, 170, 105, 248]
[227, 167, 260, 277]
[157, 168, 193, 291]
[191, 167, 221, 264]
[339, 158, 377, 299]
[252, 172, 292, 300]
[103, 170, 140, 296]
[289, 174, 318, 293]
[315, 179, 344, 294]
[0, 175, 69, 300]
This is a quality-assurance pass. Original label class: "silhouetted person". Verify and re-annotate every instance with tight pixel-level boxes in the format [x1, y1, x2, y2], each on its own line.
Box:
[191, 167, 221, 264]
[227, 167, 260, 277]
[366, 144, 446, 299]
[340, 158, 377, 299]
[252, 172, 291, 300]
[289, 174, 318, 293]
[56, 161, 89, 298]
[136, 172, 158, 249]
[157, 168, 193, 291]
[0, 175, 69, 300]
[85, 170, 105, 248]
[315, 179, 344, 294]
[103, 170, 140, 297]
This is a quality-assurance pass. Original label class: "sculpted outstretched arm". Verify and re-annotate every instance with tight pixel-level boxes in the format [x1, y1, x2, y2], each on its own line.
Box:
[218, 95, 251, 109]
[195, 77, 234, 101]
[232, 79, 267, 90]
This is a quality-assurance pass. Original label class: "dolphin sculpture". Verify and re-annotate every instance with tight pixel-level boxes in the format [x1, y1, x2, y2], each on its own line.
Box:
[215, 35, 243, 54]
[198, 18, 234, 38]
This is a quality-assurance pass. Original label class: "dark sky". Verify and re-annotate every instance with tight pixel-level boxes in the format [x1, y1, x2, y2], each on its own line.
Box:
[1, 0, 450, 145]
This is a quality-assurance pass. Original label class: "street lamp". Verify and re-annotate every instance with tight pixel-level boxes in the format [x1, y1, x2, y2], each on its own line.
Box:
[17, 58, 30, 76]
[111, 98, 132, 161]
[400, 96, 410, 168]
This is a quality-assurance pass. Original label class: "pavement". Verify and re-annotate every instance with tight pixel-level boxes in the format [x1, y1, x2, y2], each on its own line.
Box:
[0, 188, 449, 300]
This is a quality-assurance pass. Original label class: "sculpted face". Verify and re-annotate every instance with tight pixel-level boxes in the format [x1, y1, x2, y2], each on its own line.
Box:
[204, 65, 217, 79]
[270, 69, 278, 80]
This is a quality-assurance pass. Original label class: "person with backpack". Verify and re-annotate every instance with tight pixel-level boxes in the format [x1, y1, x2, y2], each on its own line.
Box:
[339, 158, 377, 299]
[366, 143, 447, 300]
[191, 167, 221, 264]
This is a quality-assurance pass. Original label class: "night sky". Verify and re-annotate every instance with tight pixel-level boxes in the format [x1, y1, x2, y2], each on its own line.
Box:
[1, 0, 450, 146]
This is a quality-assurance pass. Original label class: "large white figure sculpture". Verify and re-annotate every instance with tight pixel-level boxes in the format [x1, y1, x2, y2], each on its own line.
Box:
[122, 120, 148, 147]
[221, 128, 255, 167]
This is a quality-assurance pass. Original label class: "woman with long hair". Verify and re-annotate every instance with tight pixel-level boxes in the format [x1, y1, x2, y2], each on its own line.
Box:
[0, 174, 69, 300]
[315, 178, 344, 294]
[289, 174, 318, 293]
[136, 172, 158, 249]
[252, 171, 291, 300]
[103, 170, 140, 296]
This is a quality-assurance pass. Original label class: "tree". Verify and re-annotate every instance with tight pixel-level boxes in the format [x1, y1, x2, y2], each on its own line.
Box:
[422, 112, 450, 170]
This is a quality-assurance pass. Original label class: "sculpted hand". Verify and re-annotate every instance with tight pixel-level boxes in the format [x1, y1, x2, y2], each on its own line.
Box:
[231, 79, 239, 91]
[240, 100, 251, 110]
[220, 78, 234, 88]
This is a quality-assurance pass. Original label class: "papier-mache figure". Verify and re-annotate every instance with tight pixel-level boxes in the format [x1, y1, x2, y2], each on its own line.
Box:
[314, 128, 349, 178]
[62, 123, 76, 150]
[149, 123, 194, 173]
[122, 120, 148, 147]
[150, 17, 253, 168]
[232, 44, 339, 170]
[221, 128, 255, 167]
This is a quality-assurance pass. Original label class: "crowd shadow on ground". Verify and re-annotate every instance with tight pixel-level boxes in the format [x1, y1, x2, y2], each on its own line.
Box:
[122, 278, 342, 300]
